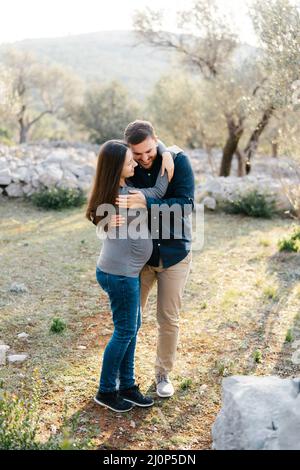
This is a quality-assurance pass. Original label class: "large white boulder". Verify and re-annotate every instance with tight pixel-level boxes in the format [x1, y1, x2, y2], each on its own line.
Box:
[0, 168, 12, 185]
[212, 375, 300, 450]
[5, 182, 24, 197]
[39, 164, 63, 187]
[12, 166, 31, 184]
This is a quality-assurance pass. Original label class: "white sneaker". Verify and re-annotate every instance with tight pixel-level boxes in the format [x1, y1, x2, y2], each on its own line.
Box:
[156, 374, 174, 398]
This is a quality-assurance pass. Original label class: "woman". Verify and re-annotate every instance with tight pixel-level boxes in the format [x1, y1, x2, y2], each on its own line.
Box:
[86, 139, 174, 412]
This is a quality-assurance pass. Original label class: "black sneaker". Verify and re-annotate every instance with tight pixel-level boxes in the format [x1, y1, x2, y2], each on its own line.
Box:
[119, 385, 154, 407]
[94, 390, 134, 413]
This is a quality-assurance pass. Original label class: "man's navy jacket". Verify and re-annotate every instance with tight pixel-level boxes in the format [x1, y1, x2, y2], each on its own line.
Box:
[128, 146, 195, 268]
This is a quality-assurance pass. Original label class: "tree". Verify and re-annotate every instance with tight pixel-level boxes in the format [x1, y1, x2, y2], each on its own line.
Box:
[76, 81, 140, 144]
[1, 48, 82, 143]
[134, 0, 300, 176]
[238, 0, 300, 170]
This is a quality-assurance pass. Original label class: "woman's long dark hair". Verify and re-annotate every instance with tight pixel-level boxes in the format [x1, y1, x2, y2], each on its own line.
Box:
[85, 140, 128, 226]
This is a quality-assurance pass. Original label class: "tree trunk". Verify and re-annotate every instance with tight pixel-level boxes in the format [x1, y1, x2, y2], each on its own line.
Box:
[235, 148, 246, 177]
[204, 143, 217, 176]
[219, 115, 244, 177]
[18, 119, 29, 144]
[272, 142, 278, 158]
[242, 105, 275, 173]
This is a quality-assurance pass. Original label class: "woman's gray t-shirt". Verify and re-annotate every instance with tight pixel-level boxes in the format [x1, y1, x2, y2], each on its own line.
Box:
[96, 169, 169, 277]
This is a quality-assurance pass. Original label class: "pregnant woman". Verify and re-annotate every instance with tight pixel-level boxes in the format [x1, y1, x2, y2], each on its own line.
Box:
[86, 139, 174, 413]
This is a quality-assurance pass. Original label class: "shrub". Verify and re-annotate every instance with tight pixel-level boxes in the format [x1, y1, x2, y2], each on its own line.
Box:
[285, 329, 294, 343]
[278, 226, 300, 252]
[29, 187, 86, 210]
[253, 350, 262, 363]
[179, 378, 193, 390]
[50, 317, 67, 334]
[220, 190, 277, 218]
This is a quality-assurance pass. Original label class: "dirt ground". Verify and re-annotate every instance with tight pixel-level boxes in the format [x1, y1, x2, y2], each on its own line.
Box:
[0, 197, 299, 449]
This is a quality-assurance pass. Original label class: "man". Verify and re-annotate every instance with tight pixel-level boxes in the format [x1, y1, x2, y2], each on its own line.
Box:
[116, 120, 195, 398]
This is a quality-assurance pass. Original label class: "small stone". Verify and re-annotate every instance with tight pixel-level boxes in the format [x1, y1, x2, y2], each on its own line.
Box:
[7, 354, 28, 364]
[291, 349, 300, 365]
[130, 421, 136, 428]
[77, 345, 87, 350]
[0, 345, 10, 366]
[203, 196, 217, 210]
[17, 332, 29, 340]
[9, 283, 28, 293]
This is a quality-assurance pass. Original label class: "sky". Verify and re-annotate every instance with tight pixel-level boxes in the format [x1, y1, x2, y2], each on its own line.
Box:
[0, 0, 257, 45]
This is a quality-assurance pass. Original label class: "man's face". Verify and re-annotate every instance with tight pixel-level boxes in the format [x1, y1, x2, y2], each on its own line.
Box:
[129, 136, 158, 170]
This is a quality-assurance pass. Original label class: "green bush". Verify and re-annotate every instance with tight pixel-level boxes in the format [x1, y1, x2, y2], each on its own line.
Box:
[50, 317, 67, 334]
[278, 226, 300, 252]
[29, 187, 86, 210]
[253, 350, 262, 363]
[220, 190, 277, 218]
[179, 378, 193, 390]
[285, 329, 294, 343]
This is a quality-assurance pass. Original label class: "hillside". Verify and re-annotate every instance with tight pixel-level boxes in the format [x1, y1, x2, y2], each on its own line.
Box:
[0, 31, 177, 100]
[0, 31, 258, 102]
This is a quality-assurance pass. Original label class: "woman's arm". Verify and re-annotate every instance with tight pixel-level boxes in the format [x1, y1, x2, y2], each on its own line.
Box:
[157, 140, 175, 182]
[126, 168, 169, 199]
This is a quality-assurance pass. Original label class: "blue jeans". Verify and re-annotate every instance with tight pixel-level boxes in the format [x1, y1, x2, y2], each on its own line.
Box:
[95, 266, 141, 393]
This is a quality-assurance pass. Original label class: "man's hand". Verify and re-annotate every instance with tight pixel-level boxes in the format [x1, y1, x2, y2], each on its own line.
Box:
[116, 190, 146, 209]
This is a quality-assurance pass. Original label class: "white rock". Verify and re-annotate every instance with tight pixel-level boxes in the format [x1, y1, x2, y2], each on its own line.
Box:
[0, 350, 6, 366]
[56, 177, 79, 190]
[39, 165, 63, 187]
[291, 349, 300, 365]
[5, 183, 24, 197]
[203, 196, 216, 210]
[0, 168, 12, 185]
[77, 180, 92, 192]
[45, 150, 70, 164]
[0, 345, 10, 365]
[292, 340, 300, 350]
[17, 332, 29, 340]
[7, 354, 28, 364]
[77, 345, 86, 350]
[9, 282, 28, 293]
[212, 375, 300, 450]
[12, 166, 31, 183]
[22, 183, 34, 195]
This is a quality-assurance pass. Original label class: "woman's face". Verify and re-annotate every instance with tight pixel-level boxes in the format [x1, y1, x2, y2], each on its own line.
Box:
[121, 148, 138, 179]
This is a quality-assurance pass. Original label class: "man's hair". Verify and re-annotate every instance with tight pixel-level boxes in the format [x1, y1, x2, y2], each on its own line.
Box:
[124, 120, 156, 145]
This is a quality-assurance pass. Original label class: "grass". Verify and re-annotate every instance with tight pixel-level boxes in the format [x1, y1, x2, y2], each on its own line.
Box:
[278, 226, 300, 253]
[253, 350, 262, 364]
[0, 198, 299, 450]
[285, 329, 294, 343]
[50, 318, 67, 334]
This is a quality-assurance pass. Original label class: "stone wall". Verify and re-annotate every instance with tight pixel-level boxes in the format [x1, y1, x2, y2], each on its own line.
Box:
[0, 143, 298, 214]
